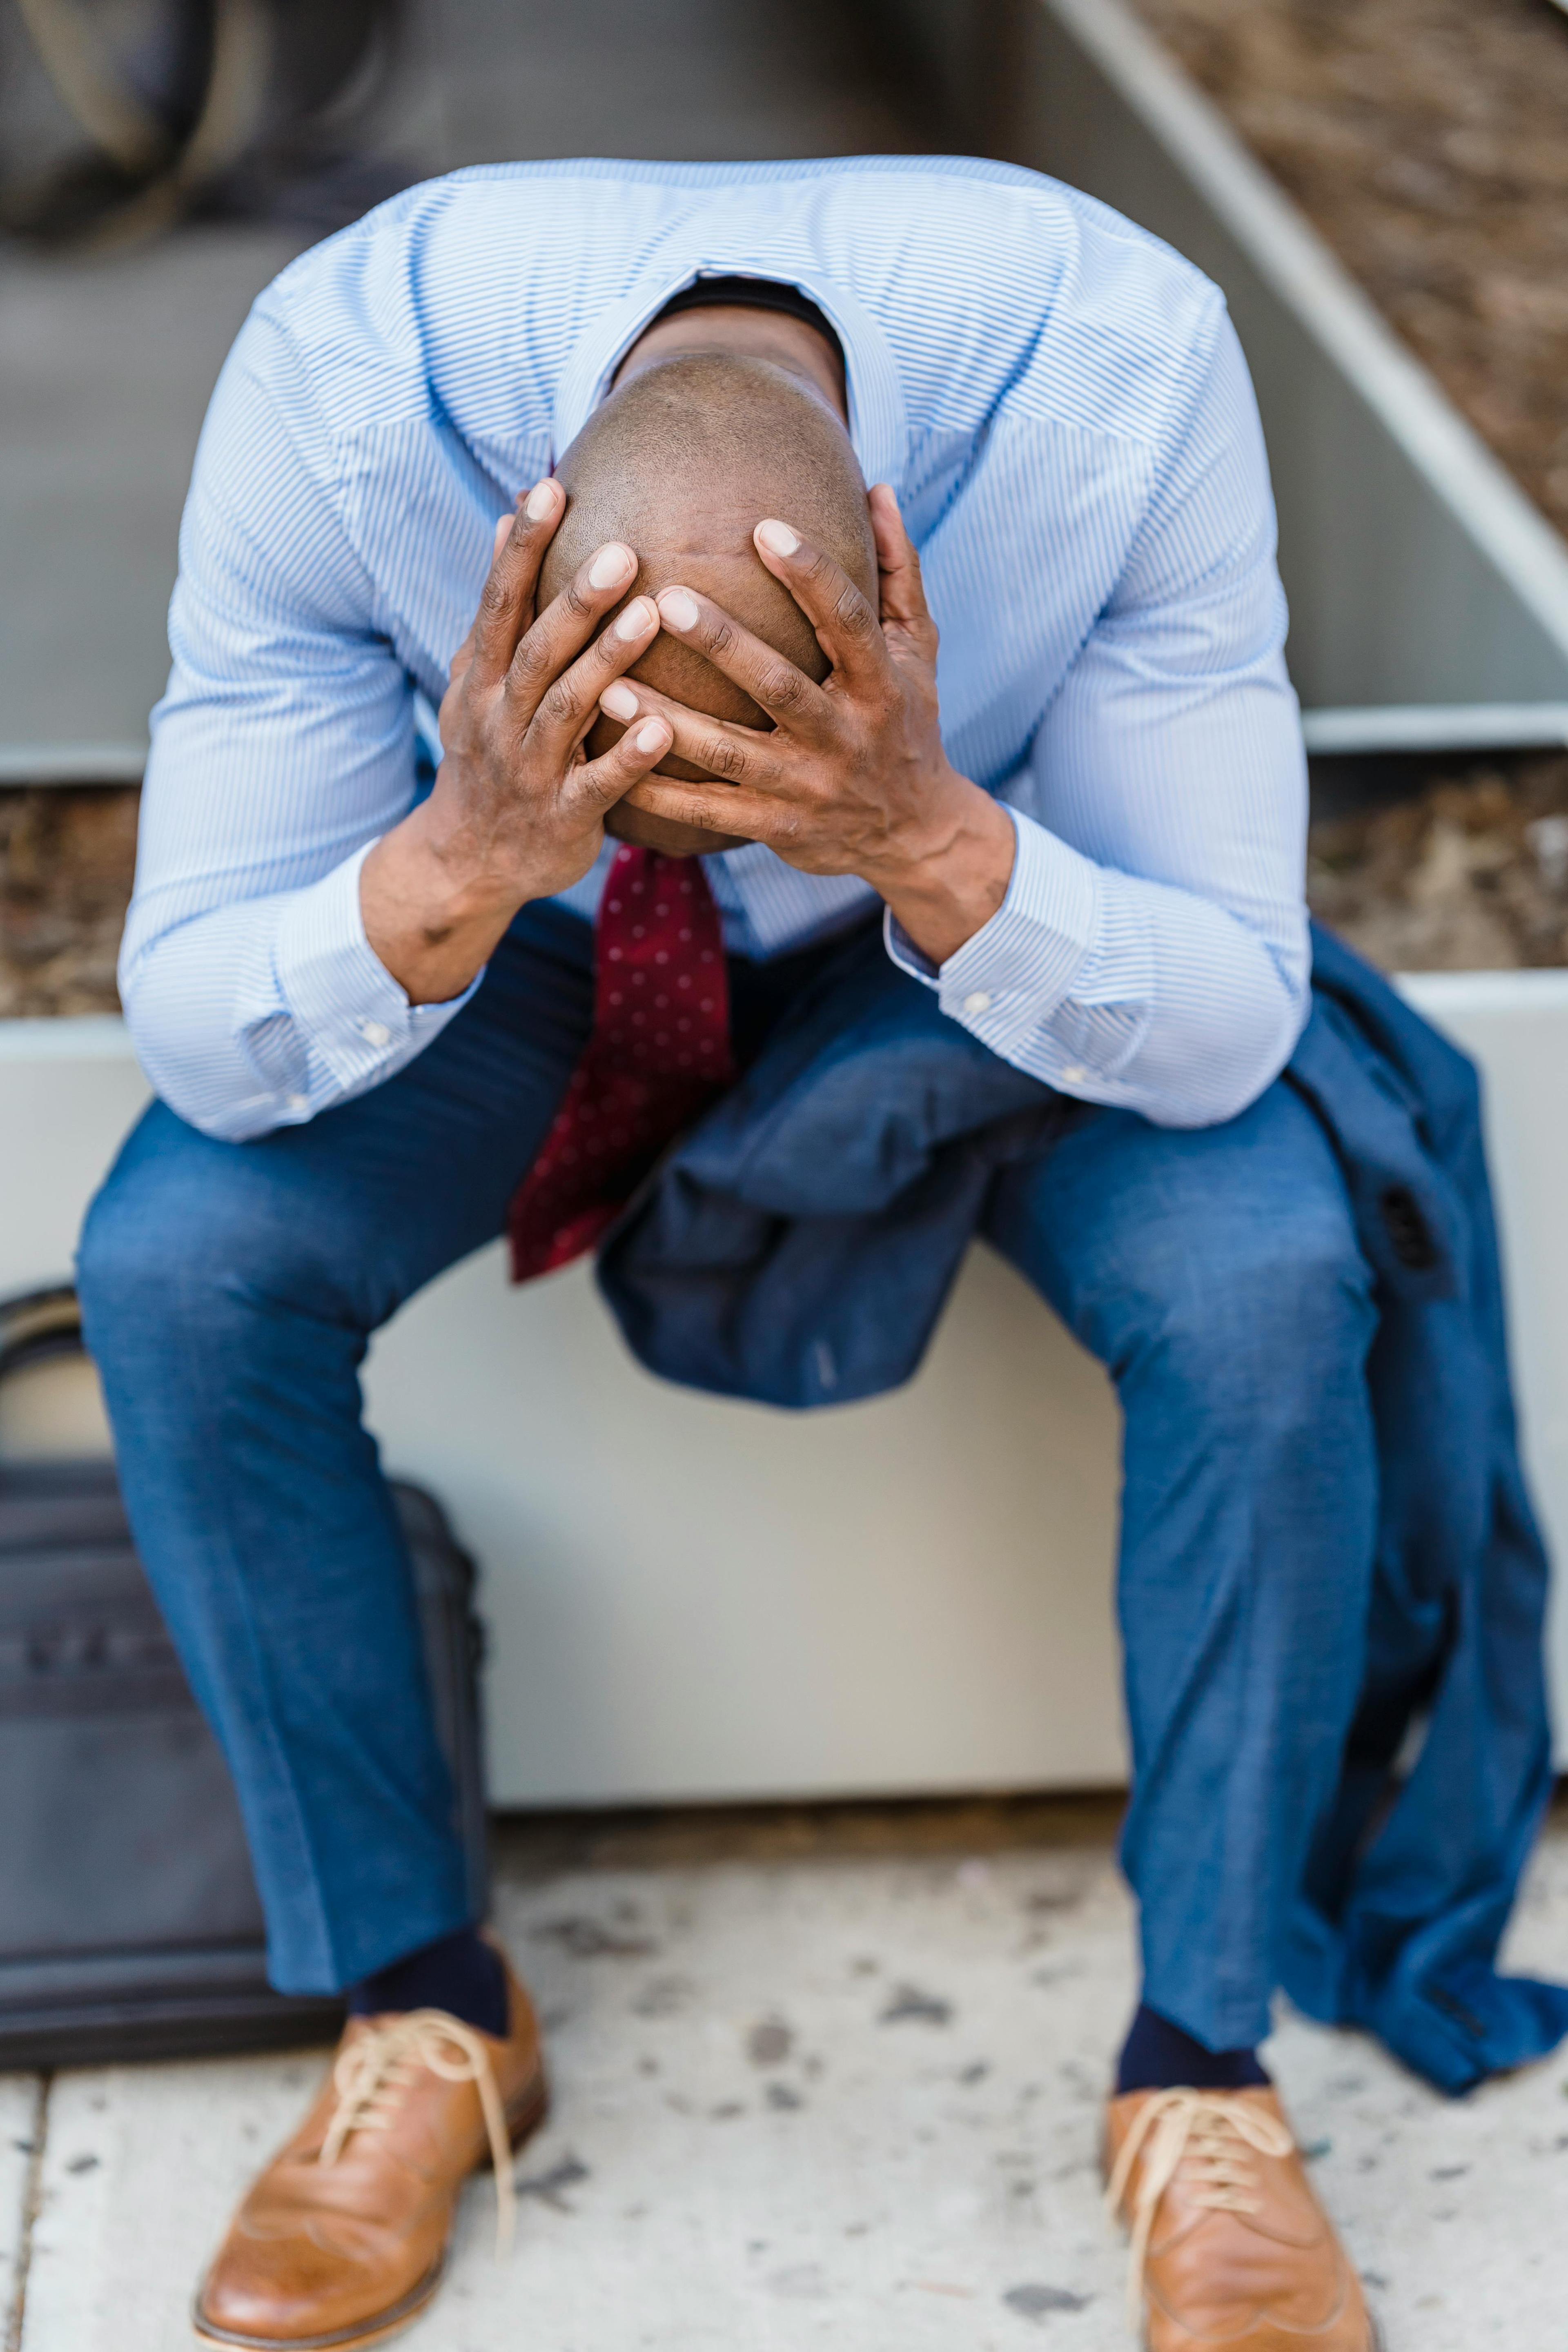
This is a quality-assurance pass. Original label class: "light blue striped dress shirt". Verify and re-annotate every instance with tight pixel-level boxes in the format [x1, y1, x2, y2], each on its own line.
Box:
[123, 155, 1310, 1143]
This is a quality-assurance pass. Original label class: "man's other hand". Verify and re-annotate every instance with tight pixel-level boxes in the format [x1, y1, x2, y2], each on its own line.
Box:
[361, 481, 672, 1005]
[597, 484, 1016, 967]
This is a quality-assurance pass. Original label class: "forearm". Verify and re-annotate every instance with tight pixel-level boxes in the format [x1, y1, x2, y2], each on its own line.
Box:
[1076, 872, 1307, 1124]
[869, 775, 1017, 968]
[359, 799, 528, 1007]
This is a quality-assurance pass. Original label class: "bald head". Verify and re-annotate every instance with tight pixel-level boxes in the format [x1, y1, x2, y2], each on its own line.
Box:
[541, 350, 875, 854]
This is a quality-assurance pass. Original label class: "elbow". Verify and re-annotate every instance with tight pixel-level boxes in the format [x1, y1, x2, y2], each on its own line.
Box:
[1168, 1065, 1287, 1131]
[121, 998, 283, 1145]
[1142, 911, 1312, 1128]
[118, 914, 313, 1142]
[1144, 994, 1306, 1130]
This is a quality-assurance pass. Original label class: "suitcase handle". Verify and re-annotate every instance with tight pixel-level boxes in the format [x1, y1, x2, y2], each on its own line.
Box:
[0, 1286, 87, 1388]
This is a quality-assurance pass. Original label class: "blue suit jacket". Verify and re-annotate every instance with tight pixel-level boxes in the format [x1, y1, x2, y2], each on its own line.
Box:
[599, 923, 1568, 2093]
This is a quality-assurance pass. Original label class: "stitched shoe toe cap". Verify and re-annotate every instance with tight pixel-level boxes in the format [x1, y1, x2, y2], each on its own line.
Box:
[196, 2225, 430, 2348]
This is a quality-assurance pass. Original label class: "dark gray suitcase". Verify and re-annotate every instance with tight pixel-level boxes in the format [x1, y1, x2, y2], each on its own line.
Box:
[0, 1287, 489, 2069]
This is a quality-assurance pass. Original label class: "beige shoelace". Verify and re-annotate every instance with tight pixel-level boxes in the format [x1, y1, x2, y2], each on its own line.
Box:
[318, 2009, 516, 2256]
[1104, 2089, 1296, 2325]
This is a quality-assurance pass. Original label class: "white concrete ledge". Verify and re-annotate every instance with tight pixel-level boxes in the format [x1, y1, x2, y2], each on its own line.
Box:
[0, 1016, 140, 1060]
[4, 975, 1567, 1799]
[1398, 968, 1568, 1017]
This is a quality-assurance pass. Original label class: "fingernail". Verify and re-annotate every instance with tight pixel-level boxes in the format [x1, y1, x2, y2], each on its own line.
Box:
[756, 519, 799, 557]
[588, 543, 635, 590]
[635, 719, 669, 754]
[613, 596, 656, 641]
[658, 587, 701, 631]
[524, 480, 559, 522]
[600, 681, 639, 720]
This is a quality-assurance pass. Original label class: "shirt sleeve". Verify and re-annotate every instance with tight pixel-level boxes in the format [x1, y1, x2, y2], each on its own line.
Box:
[887, 303, 1310, 1130]
[118, 305, 480, 1143]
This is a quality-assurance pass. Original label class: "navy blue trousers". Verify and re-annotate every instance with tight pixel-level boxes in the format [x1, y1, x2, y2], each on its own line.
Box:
[78, 905, 1379, 2050]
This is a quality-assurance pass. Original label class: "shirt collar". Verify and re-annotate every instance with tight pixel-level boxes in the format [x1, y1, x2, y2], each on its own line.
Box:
[551, 261, 909, 490]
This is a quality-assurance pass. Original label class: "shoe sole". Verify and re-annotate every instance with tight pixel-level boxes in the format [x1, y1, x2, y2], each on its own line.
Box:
[191, 2263, 447, 2352]
[190, 2066, 550, 2352]
[499, 2064, 551, 2157]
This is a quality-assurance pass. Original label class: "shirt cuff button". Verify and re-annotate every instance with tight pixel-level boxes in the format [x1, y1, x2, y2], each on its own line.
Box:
[962, 991, 993, 1016]
[286, 1093, 309, 1115]
[1061, 1065, 1089, 1084]
[359, 1018, 392, 1048]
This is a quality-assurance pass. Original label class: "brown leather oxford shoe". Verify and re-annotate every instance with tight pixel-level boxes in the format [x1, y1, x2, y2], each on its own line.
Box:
[193, 1954, 548, 2350]
[1103, 2086, 1380, 2351]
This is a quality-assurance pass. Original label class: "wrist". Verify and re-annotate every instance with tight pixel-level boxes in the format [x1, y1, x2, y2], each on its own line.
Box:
[361, 802, 526, 1007]
[399, 793, 532, 931]
[873, 776, 1015, 968]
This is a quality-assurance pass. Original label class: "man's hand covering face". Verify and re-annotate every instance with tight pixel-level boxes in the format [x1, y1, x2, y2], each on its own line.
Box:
[551, 348, 1015, 960]
[539, 347, 878, 857]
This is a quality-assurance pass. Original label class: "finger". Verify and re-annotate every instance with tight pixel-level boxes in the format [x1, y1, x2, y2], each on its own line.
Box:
[867, 483, 933, 631]
[597, 676, 771, 789]
[570, 712, 674, 813]
[526, 592, 662, 762]
[624, 771, 789, 845]
[653, 584, 831, 738]
[753, 517, 885, 686]
[506, 539, 639, 723]
[466, 479, 565, 686]
[446, 511, 517, 689]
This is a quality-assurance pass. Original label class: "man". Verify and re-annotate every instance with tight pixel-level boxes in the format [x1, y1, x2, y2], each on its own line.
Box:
[79, 156, 1389, 2350]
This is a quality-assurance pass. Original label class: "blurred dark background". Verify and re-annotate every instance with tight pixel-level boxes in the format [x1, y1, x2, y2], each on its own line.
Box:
[8, 0, 1568, 1011]
[0, 0, 942, 769]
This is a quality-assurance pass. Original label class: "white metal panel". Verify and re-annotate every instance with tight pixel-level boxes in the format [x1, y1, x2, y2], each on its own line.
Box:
[1303, 706, 1568, 757]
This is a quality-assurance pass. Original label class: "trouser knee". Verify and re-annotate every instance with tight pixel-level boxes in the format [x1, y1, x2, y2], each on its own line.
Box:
[79, 1149, 246, 1377]
[1154, 1236, 1370, 1425]
[77, 1108, 366, 1398]
[77, 1157, 186, 1371]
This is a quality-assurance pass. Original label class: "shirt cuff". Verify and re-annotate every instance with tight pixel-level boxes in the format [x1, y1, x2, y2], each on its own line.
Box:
[266, 840, 483, 1104]
[884, 807, 1101, 1056]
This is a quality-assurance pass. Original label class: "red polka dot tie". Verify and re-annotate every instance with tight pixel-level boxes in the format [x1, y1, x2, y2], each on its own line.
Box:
[508, 846, 736, 1281]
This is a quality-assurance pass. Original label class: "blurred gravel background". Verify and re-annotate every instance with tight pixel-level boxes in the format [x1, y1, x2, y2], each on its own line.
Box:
[1132, 0, 1568, 542]
[13, 750, 1568, 1023]
[9, 0, 1568, 1018]
[0, 788, 138, 1017]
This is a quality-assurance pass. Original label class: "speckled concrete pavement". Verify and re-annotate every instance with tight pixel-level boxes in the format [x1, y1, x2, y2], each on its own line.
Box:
[4, 1808, 1564, 2351]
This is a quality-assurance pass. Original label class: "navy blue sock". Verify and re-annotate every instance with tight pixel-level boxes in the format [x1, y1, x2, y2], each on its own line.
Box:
[347, 1925, 508, 2038]
[1116, 2002, 1269, 2095]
